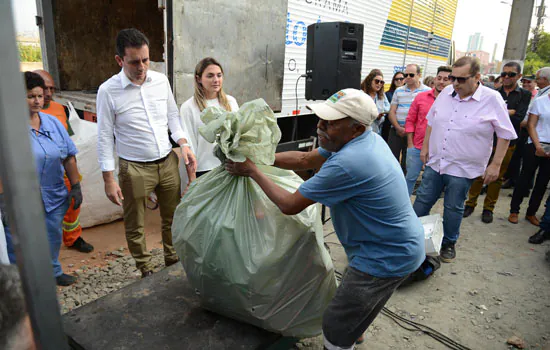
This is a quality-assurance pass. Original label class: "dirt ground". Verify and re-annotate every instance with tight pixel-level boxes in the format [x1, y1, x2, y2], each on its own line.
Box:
[58, 188, 550, 350]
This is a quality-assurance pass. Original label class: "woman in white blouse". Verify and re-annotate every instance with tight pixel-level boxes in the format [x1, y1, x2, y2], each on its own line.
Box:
[179, 57, 239, 178]
[509, 94, 550, 226]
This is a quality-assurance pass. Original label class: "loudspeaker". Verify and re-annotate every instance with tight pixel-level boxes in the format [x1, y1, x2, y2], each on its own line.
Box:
[305, 22, 363, 100]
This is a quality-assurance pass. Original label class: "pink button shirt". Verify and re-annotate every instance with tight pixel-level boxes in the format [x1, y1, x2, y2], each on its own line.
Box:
[405, 89, 436, 150]
[426, 84, 517, 179]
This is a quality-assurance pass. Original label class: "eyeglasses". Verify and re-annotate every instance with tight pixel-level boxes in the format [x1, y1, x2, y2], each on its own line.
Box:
[394, 77, 405, 81]
[403, 73, 416, 78]
[374, 79, 385, 85]
[448, 75, 474, 84]
[500, 72, 518, 78]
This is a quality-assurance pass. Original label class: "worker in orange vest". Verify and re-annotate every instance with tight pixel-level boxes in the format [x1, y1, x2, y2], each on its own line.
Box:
[33, 70, 94, 253]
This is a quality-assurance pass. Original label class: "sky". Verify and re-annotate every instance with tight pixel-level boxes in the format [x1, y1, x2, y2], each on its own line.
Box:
[10, 0, 546, 61]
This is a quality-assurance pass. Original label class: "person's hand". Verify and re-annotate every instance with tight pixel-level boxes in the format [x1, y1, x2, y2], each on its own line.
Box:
[225, 158, 258, 177]
[181, 146, 197, 180]
[105, 180, 124, 206]
[396, 126, 406, 137]
[420, 148, 429, 165]
[483, 163, 501, 185]
[68, 182, 83, 209]
[535, 146, 550, 158]
[520, 120, 527, 129]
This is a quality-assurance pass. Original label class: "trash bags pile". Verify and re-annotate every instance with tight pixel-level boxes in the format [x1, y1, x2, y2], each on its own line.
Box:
[172, 99, 336, 337]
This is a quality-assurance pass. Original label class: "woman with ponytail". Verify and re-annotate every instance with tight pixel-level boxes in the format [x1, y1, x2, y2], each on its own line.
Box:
[179, 57, 239, 178]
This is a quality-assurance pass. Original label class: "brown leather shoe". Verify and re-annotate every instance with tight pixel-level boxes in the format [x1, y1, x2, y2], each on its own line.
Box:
[526, 215, 540, 226]
[508, 213, 519, 224]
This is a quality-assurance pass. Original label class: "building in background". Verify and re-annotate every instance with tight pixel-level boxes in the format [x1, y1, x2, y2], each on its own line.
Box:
[456, 49, 493, 74]
[467, 32, 484, 52]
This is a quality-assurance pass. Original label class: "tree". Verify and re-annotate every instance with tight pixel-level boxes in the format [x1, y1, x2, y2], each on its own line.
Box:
[523, 31, 550, 75]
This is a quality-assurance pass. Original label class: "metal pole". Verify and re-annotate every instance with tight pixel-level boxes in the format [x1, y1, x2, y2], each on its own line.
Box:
[402, 0, 416, 67]
[424, 0, 438, 76]
[531, 0, 546, 52]
[502, 0, 535, 69]
[0, 2, 69, 350]
[35, 0, 60, 88]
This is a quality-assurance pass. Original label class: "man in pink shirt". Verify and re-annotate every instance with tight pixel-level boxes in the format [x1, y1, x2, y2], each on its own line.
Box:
[413, 57, 517, 262]
[405, 65, 452, 195]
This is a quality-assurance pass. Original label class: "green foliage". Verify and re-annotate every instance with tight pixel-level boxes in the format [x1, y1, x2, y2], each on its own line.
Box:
[17, 43, 42, 62]
[524, 32, 550, 75]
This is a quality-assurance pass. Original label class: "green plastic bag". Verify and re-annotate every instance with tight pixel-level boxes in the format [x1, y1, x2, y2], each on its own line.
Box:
[172, 99, 337, 337]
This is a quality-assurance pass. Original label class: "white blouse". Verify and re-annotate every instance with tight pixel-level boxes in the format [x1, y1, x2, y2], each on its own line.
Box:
[179, 95, 239, 172]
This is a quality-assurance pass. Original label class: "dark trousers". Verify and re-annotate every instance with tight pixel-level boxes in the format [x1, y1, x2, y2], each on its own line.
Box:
[510, 143, 550, 216]
[322, 267, 407, 348]
[388, 127, 407, 173]
[505, 129, 529, 184]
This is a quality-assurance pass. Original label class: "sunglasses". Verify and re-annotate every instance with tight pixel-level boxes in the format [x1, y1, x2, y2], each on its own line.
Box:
[448, 75, 474, 84]
[374, 79, 385, 85]
[500, 72, 518, 78]
[403, 73, 416, 78]
[394, 77, 405, 81]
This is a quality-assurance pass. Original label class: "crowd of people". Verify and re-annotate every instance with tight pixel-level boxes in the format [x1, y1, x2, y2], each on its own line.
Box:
[1, 26, 550, 350]
[361, 60, 550, 260]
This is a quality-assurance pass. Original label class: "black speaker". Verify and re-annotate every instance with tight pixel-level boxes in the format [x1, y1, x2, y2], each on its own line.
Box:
[305, 22, 363, 100]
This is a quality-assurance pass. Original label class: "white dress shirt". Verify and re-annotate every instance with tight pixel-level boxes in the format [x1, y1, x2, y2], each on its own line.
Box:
[179, 96, 239, 172]
[96, 70, 188, 172]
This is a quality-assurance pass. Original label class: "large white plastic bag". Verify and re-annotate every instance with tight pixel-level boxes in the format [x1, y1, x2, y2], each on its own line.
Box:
[67, 103, 123, 227]
[172, 99, 336, 337]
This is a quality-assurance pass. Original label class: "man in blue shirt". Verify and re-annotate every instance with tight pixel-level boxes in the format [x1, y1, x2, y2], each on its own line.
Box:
[226, 89, 425, 350]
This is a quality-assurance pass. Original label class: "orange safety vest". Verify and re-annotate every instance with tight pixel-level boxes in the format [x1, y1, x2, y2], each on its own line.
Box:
[42, 101, 68, 130]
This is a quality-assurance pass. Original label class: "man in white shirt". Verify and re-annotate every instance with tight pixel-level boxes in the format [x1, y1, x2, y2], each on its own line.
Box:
[97, 28, 196, 277]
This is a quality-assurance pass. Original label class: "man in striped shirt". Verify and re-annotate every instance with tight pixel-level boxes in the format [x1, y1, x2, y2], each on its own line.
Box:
[388, 64, 430, 173]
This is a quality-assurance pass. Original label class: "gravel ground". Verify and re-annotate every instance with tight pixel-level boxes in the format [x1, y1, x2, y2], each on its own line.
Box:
[58, 248, 167, 314]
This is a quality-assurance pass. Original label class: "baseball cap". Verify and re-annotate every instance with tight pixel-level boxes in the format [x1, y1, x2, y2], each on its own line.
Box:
[306, 88, 379, 126]
[522, 75, 536, 81]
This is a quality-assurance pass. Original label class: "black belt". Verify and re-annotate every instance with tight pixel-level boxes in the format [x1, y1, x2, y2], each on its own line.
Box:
[120, 152, 171, 165]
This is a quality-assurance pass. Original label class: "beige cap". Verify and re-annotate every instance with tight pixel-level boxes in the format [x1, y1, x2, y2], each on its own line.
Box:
[306, 88, 379, 126]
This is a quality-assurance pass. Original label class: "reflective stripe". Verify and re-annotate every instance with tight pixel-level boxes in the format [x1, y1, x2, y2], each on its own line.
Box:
[62, 217, 80, 232]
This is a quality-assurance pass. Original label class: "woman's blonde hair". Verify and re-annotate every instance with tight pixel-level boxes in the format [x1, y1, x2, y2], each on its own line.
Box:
[194, 57, 232, 112]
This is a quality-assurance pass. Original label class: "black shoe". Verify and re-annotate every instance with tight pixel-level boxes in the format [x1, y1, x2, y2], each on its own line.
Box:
[463, 206, 475, 218]
[528, 229, 550, 244]
[56, 273, 77, 286]
[165, 258, 179, 268]
[69, 237, 94, 253]
[502, 179, 514, 189]
[141, 270, 153, 278]
[481, 210, 493, 223]
[439, 243, 456, 262]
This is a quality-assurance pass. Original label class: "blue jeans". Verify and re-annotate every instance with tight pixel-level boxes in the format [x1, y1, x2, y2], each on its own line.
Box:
[539, 195, 550, 232]
[4, 200, 69, 277]
[405, 147, 423, 196]
[413, 166, 473, 245]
